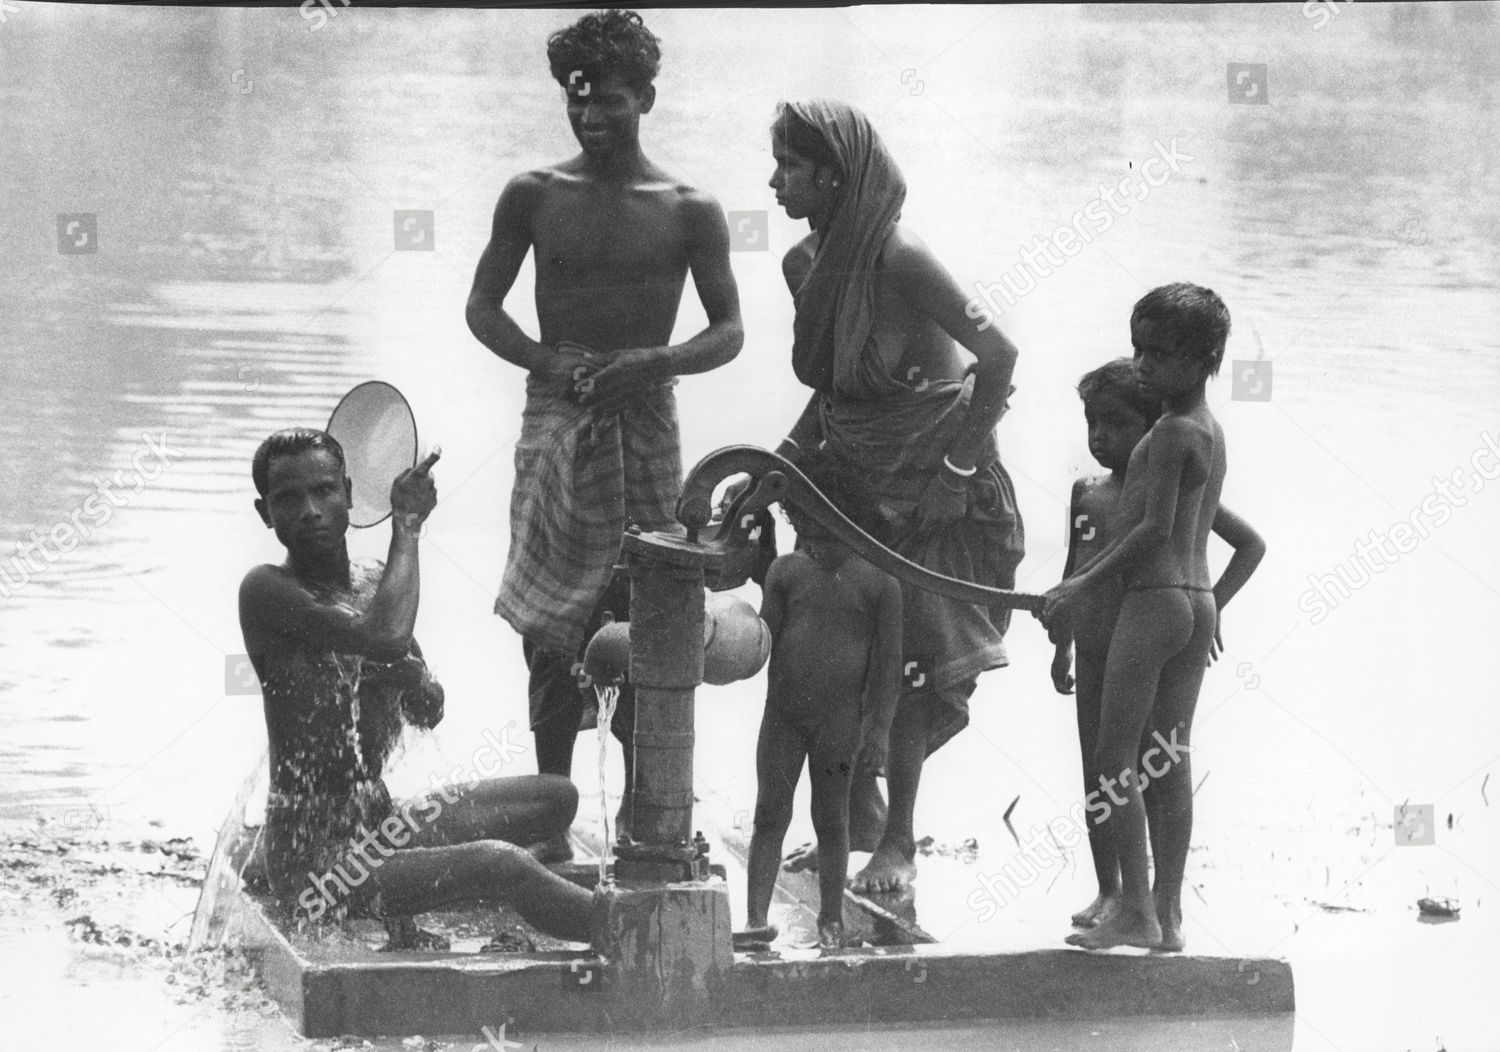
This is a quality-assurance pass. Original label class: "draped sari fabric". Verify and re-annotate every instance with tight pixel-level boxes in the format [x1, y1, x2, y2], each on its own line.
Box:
[786, 100, 1025, 753]
[788, 99, 909, 401]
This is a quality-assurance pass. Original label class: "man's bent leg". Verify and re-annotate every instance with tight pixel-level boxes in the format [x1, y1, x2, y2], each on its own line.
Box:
[374, 841, 592, 942]
[403, 774, 578, 854]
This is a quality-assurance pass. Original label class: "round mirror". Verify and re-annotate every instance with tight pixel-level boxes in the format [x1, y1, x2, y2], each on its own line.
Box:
[326, 380, 417, 528]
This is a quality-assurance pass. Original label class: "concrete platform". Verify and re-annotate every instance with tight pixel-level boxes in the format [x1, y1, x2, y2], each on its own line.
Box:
[233, 888, 1293, 1037]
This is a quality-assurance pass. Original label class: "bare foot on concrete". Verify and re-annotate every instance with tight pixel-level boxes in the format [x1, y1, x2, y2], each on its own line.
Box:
[1070, 891, 1121, 928]
[1153, 894, 1185, 952]
[732, 924, 779, 951]
[849, 843, 916, 894]
[1064, 904, 1161, 950]
[818, 920, 845, 950]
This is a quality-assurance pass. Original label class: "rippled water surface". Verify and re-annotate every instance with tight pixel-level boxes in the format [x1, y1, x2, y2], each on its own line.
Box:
[1, 5, 1497, 1050]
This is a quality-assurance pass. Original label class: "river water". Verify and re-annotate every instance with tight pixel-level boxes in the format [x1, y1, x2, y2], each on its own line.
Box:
[1, 4, 1497, 1050]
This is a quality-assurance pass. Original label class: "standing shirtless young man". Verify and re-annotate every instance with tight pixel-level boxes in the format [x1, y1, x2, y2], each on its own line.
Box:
[466, 10, 743, 844]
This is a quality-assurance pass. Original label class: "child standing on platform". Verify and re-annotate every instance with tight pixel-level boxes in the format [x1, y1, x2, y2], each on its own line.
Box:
[741, 448, 903, 950]
[1044, 287, 1266, 951]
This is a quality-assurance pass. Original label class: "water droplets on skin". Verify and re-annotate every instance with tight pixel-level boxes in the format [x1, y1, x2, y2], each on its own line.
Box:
[595, 684, 620, 886]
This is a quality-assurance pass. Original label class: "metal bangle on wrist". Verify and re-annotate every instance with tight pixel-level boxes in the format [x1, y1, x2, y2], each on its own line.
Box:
[942, 454, 976, 477]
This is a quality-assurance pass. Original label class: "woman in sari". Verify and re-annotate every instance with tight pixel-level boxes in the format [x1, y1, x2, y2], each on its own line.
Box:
[767, 99, 1025, 891]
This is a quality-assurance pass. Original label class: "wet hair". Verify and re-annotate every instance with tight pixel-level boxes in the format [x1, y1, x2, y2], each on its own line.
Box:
[771, 103, 843, 181]
[1077, 357, 1161, 427]
[547, 9, 661, 93]
[791, 446, 890, 545]
[252, 428, 346, 497]
[1130, 282, 1231, 376]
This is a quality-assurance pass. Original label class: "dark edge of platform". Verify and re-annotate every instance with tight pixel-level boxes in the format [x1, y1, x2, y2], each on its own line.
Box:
[234, 894, 1293, 1037]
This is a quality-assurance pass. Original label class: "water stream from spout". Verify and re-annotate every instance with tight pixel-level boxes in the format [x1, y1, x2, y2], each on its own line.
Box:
[593, 683, 620, 886]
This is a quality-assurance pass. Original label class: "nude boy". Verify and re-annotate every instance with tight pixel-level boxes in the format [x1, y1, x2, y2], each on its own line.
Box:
[240, 428, 592, 946]
[1043, 284, 1261, 952]
[1050, 357, 1265, 937]
[742, 449, 902, 950]
[466, 10, 743, 839]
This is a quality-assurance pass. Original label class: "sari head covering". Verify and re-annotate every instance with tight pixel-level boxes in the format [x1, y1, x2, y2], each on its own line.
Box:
[781, 99, 908, 399]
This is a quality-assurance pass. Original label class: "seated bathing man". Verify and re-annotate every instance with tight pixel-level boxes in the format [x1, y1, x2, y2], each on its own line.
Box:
[466, 9, 743, 846]
[239, 428, 592, 947]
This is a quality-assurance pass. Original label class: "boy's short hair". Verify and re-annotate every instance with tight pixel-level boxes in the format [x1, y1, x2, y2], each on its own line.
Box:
[547, 9, 661, 93]
[792, 446, 890, 545]
[252, 428, 346, 497]
[1077, 357, 1162, 426]
[1131, 282, 1231, 376]
[771, 103, 843, 181]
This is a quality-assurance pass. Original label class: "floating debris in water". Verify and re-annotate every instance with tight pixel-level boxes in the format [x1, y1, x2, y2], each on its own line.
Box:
[1417, 896, 1460, 919]
[913, 836, 979, 863]
[1308, 900, 1368, 913]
